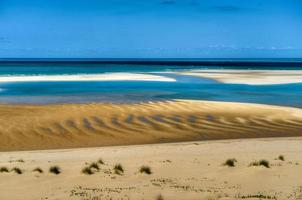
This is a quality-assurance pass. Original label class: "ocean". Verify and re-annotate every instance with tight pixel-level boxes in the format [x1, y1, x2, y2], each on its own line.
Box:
[0, 61, 302, 107]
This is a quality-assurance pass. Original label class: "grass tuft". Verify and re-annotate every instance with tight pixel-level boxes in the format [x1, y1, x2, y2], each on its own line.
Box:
[89, 162, 100, 171]
[223, 158, 237, 167]
[0, 166, 9, 173]
[140, 166, 152, 174]
[249, 159, 270, 168]
[82, 166, 94, 175]
[114, 164, 124, 175]
[278, 155, 285, 161]
[33, 167, 43, 173]
[259, 159, 270, 168]
[98, 159, 104, 165]
[12, 167, 22, 174]
[82, 161, 102, 175]
[49, 166, 61, 174]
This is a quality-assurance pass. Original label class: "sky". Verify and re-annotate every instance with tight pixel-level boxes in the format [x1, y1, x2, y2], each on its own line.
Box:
[0, 0, 302, 58]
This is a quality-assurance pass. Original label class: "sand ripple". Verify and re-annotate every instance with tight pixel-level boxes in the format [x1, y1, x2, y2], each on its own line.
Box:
[1, 100, 302, 151]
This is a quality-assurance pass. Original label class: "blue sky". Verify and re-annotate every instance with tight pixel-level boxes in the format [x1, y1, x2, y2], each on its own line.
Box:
[0, 0, 302, 58]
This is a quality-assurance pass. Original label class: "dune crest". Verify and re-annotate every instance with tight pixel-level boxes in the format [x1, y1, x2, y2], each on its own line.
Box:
[1, 100, 302, 151]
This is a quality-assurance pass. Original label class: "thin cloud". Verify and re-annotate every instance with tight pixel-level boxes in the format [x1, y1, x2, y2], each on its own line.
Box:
[210, 5, 241, 12]
[160, 0, 176, 5]
[0, 37, 11, 44]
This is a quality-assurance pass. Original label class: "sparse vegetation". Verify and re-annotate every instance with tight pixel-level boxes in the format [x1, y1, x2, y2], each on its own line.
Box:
[49, 166, 61, 174]
[140, 166, 152, 174]
[11, 167, 22, 174]
[114, 164, 124, 175]
[9, 159, 24, 163]
[89, 162, 100, 171]
[223, 158, 237, 167]
[249, 159, 270, 168]
[0, 167, 9, 173]
[278, 155, 285, 161]
[239, 194, 276, 199]
[259, 160, 270, 168]
[98, 159, 104, 165]
[81, 161, 103, 175]
[33, 167, 43, 173]
[82, 166, 94, 175]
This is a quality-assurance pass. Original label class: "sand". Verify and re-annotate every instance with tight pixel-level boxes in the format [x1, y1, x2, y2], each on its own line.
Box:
[1, 100, 302, 199]
[1, 137, 302, 200]
[176, 70, 302, 85]
[0, 100, 302, 151]
[0, 73, 175, 83]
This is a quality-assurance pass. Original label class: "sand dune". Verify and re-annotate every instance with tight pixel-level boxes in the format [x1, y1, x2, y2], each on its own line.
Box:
[177, 70, 302, 85]
[1, 138, 302, 200]
[1, 100, 302, 151]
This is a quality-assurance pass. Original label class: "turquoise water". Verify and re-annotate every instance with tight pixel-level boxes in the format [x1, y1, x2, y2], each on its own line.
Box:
[0, 63, 302, 107]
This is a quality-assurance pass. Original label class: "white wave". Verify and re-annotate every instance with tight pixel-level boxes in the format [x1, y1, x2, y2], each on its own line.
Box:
[0, 73, 176, 83]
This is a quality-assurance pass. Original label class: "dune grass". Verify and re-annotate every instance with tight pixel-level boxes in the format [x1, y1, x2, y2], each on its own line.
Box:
[82, 166, 94, 175]
[259, 160, 270, 168]
[82, 161, 104, 175]
[278, 155, 285, 161]
[49, 166, 61, 174]
[223, 158, 237, 167]
[249, 159, 270, 168]
[0, 166, 9, 173]
[98, 159, 104, 165]
[89, 162, 100, 171]
[114, 164, 124, 175]
[11, 167, 22, 174]
[140, 166, 152, 174]
[33, 167, 43, 173]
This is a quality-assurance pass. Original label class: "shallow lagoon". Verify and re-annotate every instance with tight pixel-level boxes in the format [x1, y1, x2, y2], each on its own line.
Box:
[0, 63, 302, 107]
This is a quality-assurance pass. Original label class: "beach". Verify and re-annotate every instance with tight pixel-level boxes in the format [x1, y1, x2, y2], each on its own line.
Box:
[1, 137, 302, 200]
[1, 66, 302, 199]
[1, 0, 302, 198]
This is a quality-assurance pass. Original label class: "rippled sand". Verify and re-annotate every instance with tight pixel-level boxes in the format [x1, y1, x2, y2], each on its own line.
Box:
[1, 100, 302, 151]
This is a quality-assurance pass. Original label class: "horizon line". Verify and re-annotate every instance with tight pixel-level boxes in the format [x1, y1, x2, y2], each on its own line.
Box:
[1, 58, 302, 67]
